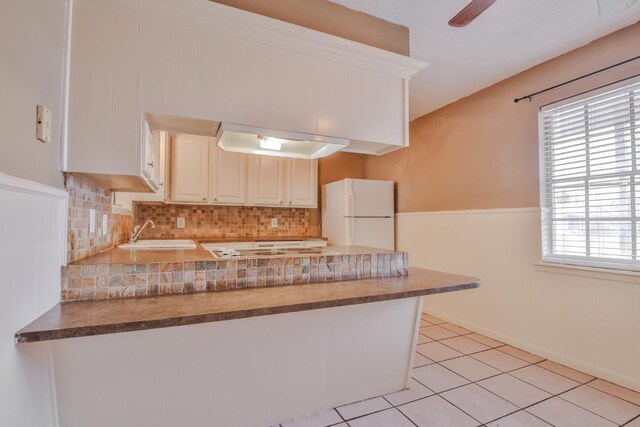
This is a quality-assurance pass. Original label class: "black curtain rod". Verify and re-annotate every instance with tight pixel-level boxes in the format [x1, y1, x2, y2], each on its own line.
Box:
[513, 54, 640, 103]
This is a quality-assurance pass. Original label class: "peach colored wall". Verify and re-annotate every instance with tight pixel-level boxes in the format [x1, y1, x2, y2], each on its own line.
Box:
[309, 152, 368, 235]
[366, 22, 640, 212]
[210, 0, 409, 56]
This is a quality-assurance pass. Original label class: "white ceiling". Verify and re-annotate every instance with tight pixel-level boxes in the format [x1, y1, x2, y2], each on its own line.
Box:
[329, 0, 640, 120]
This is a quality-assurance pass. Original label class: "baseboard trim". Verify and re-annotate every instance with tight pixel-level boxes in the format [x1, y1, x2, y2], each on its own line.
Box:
[424, 307, 640, 393]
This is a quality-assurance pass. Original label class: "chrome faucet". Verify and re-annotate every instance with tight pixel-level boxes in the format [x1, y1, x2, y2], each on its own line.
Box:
[129, 219, 156, 243]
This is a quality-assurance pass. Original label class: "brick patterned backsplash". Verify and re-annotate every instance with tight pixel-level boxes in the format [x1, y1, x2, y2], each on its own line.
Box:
[61, 252, 409, 301]
[66, 174, 133, 263]
[134, 203, 310, 239]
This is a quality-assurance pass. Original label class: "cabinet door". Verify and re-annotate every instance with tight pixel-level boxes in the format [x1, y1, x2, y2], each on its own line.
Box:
[287, 159, 317, 208]
[361, 71, 390, 144]
[67, 1, 115, 173]
[173, 25, 198, 118]
[361, 72, 407, 147]
[196, 32, 229, 121]
[227, 39, 267, 127]
[252, 156, 286, 206]
[111, 12, 140, 176]
[139, 17, 174, 115]
[170, 135, 209, 203]
[317, 59, 362, 140]
[267, 49, 317, 134]
[387, 77, 407, 147]
[210, 144, 247, 205]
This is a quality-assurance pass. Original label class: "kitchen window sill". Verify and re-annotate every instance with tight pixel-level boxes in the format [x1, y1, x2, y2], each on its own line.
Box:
[534, 261, 640, 284]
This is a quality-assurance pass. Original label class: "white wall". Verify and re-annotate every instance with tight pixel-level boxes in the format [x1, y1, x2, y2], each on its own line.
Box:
[398, 208, 640, 392]
[0, 0, 68, 188]
[0, 173, 67, 427]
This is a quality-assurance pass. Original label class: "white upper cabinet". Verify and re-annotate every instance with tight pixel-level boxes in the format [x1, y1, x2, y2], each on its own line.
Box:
[267, 48, 317, 134]
[65, 0, 427, 190]
[67, 1, 114, 174]
[170, 135, 209, 203]
[227, 39, 267, 127]
[210, 143, 247, 204]
[317, 59, 362, 141]
[139, 17, 174, 116]
[287, 159, 317, 208]
[387, 77, 407, 147]
[361, 71, 407, 147]
[252, 156, 286, 206]
[173, 25, 199, 119]
[196, 32, 229, 121]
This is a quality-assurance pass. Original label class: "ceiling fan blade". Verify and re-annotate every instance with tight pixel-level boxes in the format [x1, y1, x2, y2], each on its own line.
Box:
[449, 0, 498, 27]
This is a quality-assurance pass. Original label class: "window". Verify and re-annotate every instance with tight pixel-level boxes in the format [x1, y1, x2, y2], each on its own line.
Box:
[540, 79, 640, 271]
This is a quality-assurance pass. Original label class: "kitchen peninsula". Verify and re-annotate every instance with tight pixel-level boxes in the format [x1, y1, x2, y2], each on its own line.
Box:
[17, 242, 478, 427]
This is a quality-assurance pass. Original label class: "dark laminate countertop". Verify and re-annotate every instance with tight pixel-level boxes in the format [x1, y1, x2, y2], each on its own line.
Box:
[16, 267, 479, 343]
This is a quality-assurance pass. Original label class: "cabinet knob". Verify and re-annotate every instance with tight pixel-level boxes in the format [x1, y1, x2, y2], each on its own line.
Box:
[147, 161, 154, 167]
[280, 200, 283, 204]
[202, 197, 206, 201]
[214, 197, 217, 201]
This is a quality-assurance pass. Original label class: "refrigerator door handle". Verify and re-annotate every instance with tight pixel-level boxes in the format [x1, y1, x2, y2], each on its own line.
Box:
[349, 217, 354, 245]
[347, 179, 354, 217]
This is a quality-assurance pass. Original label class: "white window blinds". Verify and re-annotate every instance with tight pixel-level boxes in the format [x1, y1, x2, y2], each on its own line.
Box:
[540, 79, 640, 271]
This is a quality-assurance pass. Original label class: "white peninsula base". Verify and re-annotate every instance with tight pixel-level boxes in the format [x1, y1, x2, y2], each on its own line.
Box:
[51, 297, 424, 427]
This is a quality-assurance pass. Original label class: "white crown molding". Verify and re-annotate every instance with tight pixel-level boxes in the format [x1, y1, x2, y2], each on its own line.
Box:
[76, 0, 428, 79]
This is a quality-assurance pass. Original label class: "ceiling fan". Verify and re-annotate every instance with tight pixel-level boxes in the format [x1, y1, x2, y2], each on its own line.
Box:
[448, 0, 638, 27]
[448, 0, 497, 27]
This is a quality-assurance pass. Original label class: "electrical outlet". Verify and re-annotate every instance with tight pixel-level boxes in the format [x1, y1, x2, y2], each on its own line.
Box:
[102, 214, 108, 235]
[271, 218, 278, 228]
[177, 217, 186, 229]
[89, 209, 96, 233]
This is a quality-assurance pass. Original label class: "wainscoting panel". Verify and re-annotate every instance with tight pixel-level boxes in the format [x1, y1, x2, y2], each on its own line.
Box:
[0, 173, 67, 427]
[397, 208, 640, 392]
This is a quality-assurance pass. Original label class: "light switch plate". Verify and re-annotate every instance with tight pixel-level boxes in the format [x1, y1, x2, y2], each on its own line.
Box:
[89, 209, 96, 233]
[271, 218, 278, 228]
[177, 217, 185, 229]
[102, 214, 108, 235]
[36, 105, 52, 143]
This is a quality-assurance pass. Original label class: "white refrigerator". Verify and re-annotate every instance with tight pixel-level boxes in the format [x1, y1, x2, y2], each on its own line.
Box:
[321, 178, 395, 250]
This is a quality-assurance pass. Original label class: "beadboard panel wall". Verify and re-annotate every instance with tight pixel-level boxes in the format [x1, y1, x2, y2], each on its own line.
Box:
[397, 208, 640, 392]
[0, 173, 67, 427]
[52, 297, 421, 427]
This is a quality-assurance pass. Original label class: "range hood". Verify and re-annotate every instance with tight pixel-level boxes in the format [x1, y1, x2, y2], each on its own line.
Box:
[215, 123, 349, 159]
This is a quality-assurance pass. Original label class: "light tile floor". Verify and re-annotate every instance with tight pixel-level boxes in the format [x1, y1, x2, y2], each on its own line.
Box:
[276, 313, 640, 427]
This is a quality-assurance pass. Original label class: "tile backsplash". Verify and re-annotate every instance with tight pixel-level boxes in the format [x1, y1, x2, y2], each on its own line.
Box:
[134, 203, 310, 239]
[66, 174, 132, 263]
[62, 252, 409, 301]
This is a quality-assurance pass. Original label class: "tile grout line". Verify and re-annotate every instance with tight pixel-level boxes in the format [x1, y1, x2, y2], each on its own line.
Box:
[584, 382, 640, 408]
[425, 325, 640, 417]
[282, 315, 640, 427]
[622, 414, 640, 426]
[554, 378, 640, 425]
